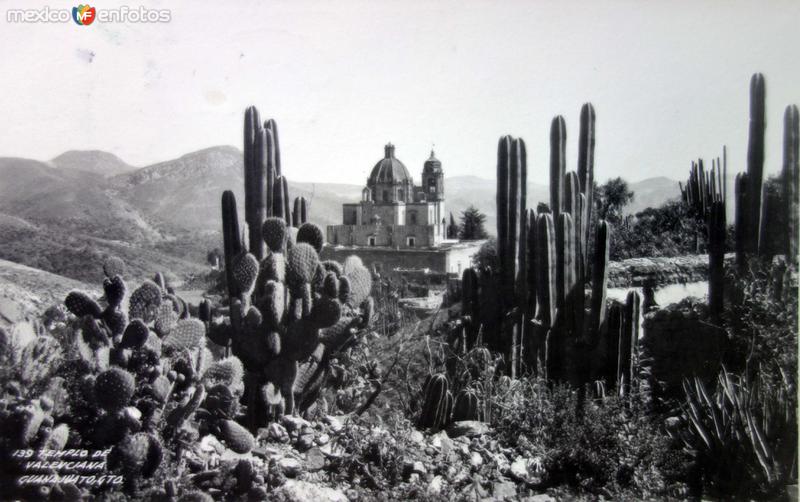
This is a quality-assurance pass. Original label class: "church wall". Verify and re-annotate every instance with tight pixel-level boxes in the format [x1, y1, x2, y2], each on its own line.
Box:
[362, 203, 404, 226]
[405, 202, 434, 225]
[326, 223, 444, 248]
[343, 204, 361, 225]
[320, 241, 484, 274]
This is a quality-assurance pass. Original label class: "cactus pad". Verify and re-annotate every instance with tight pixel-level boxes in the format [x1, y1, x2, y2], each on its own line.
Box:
[94, 367, 136, 412]
[154, 303, 178, 338]
[204, 357, 244, 388]
[321, 260, 344, 277]
[163, 319, 206, 353]
[296, 223, 325, 253]
[286, 243, 320, 289]
[342, 255, 364, 274]
[262, 217, 288, 252]
[65, 291, 103, 318]
[311, 297, 342, 327]
[323, 272, 339, 298]
[129, 280, 163, 322]
[345, 262, 372, 306]
[337, 276, 351, 303]
[103, 256, 126, 278]
[218, 419, 255, 453]
[260, 252, 286, 283]
[103, 276, 127, 309]
[261, 280, 285, 328]
[104, 309, 128, 336]
[233, 253, 259, 295]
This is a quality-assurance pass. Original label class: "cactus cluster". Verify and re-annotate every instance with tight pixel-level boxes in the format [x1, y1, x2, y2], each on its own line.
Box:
[680, 155, 727, 321]
[206, 108, 374, 430]
[453, 105, 645, 393]
[681, 74, 799, 319]
[416, 372, 488, 430]
[732, 74, 799, 267]
[50, 257, 252, 495]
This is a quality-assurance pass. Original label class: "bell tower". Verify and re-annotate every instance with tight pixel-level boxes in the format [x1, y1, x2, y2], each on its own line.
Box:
[421, 150, 444, 202]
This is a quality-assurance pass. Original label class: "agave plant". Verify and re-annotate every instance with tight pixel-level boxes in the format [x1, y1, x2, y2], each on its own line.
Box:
[679, 368, 797, 497]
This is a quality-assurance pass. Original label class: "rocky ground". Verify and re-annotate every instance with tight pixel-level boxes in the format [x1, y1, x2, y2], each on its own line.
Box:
[169, 411, 557, 502]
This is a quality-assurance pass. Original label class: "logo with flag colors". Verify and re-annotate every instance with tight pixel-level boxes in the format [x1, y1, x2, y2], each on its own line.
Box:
[72, 4, 96, 25]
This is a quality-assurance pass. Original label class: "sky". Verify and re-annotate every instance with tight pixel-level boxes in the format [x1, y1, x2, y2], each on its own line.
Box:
[0, 0, 798, 185]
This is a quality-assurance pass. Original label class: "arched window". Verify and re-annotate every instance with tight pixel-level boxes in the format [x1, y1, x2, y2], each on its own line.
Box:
[397, 188, 403, 202]
[382, 190, 388, 202]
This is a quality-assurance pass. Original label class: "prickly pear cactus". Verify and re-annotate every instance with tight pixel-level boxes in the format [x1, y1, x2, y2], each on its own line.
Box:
[209, 109, 375, 429]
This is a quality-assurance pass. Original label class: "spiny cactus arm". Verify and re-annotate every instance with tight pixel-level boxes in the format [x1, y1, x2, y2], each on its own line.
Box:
[708, 201, 726, 321]
[555, 213, 577, 323]
[734, 172, 750, 270]
[577, 103, 596, 262]
[507, 137, 520, 306]
[265, 118, 281, 177]
[587, 220, 609, 345]
[783, 104, 799, 261]
[496, 136, 510, 308]
[516, 139, 529, 312]
[747, 73, 766, 254]
[222, 191, 244, 298]
[550, 116, 566, 224]
[282, 177, 292, 227]
[245, 124, 268, 260]
[535, 213, 557, 328]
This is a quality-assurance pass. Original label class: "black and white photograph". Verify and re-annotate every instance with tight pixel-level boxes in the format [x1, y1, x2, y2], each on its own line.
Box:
[0, 1, 798, 500]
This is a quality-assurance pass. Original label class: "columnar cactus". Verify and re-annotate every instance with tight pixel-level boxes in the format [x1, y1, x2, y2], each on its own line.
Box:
[456, 104, 622, 390]
[746, 73, 766, 255]
[292, 197, 308, 228]
[708, 201, 726, 321]
[452, 388, 482, 422]
[784, 105, 800, 262]
[495, 135, 527, 376]
[210, 109, 373, 428]
[417, 373, 452, 430]
[616, 291, 641, 397]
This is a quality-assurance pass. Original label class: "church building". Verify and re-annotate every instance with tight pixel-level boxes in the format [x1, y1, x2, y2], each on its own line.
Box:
[327, 143, 451, 249]
[322, 143, 483, 276]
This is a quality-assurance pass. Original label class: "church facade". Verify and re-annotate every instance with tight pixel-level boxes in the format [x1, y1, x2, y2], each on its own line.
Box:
[326, 143, 451, 249]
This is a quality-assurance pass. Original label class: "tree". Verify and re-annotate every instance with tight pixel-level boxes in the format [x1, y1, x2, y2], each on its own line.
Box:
[471, 238, 498, 270]
[459, 205, 488, 240]
[594, 177, 635, 223]
[447, 212, 459, 239]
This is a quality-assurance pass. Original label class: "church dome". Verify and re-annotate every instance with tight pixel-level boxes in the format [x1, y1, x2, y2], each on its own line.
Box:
[368, 143, 411, 185]
[423, 150, 442, 173]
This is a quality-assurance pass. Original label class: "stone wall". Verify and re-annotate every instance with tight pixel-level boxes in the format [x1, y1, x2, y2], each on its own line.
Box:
[327, 223, 448, 249]
[641, 298, 728, 405]
[608, 253, 734, 288]
[320, 240, 484, 275]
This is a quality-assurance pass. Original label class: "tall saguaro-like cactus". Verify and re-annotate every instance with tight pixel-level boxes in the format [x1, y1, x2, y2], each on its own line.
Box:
[783, 105, 799, 262]
[243, 109, 288, 261]
[495, 136, 527, 376]
[462, 104, 626, 389]
[746, 73, 766, 255]
[211, 108, 374, 429]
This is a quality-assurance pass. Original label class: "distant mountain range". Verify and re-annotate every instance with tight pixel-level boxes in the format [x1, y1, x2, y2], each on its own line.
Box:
[0, 145, 683, 283]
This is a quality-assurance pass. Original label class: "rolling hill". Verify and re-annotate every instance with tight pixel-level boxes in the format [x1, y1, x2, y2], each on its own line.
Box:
[0, 146, 683, 289]
[51, 150, 136, 177]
